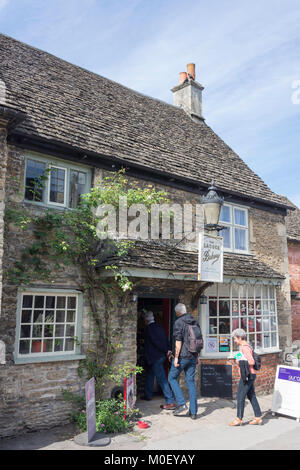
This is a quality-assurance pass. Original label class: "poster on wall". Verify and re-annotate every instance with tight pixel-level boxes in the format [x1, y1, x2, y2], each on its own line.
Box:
[198, 233, 223, 282]
[271, 365, 300, 422]
[219, 336, 230, 352]
[206, 337, 218, 353]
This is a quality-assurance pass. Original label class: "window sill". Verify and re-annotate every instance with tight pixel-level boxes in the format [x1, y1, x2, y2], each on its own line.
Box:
[14, 354, 86, 365]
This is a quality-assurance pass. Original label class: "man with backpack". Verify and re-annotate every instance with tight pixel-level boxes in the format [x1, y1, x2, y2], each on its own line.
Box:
[168, 303, 203, 420]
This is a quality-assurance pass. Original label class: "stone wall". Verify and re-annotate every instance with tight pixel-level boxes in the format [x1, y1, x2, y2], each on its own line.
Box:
[0, 120, 8, 317]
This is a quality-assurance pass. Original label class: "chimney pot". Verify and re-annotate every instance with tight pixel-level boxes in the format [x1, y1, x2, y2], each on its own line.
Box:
[187, 63, 195, 80]
[179, 72, 187, 84]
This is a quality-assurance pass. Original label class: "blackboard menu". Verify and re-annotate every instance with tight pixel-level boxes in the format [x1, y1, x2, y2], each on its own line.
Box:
[201, 364, 232, 398]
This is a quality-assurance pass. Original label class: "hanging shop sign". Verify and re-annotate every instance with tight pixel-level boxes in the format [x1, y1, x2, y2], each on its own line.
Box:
[85, 377, 97, 443]
[198, 233, 223, 282]
[271, 365, 300, 422]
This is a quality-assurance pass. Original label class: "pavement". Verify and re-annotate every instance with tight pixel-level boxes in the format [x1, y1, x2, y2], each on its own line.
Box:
[1, 394, 300, 450]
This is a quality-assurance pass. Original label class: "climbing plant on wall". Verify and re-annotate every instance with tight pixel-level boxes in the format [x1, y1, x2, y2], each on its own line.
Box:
[5, 169, 169, 396]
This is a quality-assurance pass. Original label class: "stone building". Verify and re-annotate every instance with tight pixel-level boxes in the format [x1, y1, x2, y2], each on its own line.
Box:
[286, 202, 300, 342]
[0, 34, 294, 437]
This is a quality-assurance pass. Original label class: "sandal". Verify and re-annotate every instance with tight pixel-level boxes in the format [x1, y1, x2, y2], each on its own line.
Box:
[249, 417, 263, 425]
[229, 418, 243, 426]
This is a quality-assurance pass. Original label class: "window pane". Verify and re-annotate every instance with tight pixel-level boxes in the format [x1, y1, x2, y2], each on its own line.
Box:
[241, 318, 248, 331]
[44, 339, 53, 353]
[248, 300, 255, 316]
[19, 340, 30, 355]
[219, 318, 230, 334]
[69, 170, 87, 208]
[33, 311, 43, 323]
[44, 325, 54, 338]
[209, 318, 217, 334]
[66, 325, 75, 337]
[45, 311, 55, 323]
[270, 301, 276, 312]
[55, 324, 65, 337]
[257, 334, 262, 348]
[25, 159, 46, 202]
[32, 325, 43, 338]
[234, 228, 246, 251]
[240, 301, 247, 316]
[271, 333, 277, 347]
[49, 167, 65, 204]
[20, 325, 31, 338]
[209, 301, 217, 317]
[234, 208, 246, 226]
[21, 310, 32, 323]
[54, 339, 64, 352]
[256, 318, 262, 332]
[232, 300, 239, 316]
[22, 295, 33, 308]
[56, 310, 66, 323]
[269, 287, 275, 299]
[65, 339, 75, 352]
[57, 297, 66, 309]
[264, 334, 270, 348]
[220, 227, 231, 249]
[67, 297, 77, 309]
[263, 318, 270, 332]
[219, 300, 230, 316]
[220, 205, 231, 223]
[34, 296, 44, 308]
[270, 317, 277, 331]
[248, 317, 255, 332]
[46, 296, 56, 308]
[67, 311, 76, 322]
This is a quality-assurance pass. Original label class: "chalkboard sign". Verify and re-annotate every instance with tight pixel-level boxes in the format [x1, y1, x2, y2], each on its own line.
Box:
[201, 364, 232, 398]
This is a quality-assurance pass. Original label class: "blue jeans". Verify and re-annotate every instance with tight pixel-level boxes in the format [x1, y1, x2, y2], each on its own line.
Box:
[168, 357, 198, 415]
[237, 374, 262, 419]
[144, 356, 174, 404]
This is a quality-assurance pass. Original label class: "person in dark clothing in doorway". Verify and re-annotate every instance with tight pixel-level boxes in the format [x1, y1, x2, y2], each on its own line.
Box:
[168, 303, 202, 419]
[142, 311, 175, 410]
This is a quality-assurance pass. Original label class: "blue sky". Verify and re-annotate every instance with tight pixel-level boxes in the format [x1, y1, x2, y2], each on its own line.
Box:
[1, 0, 300, 207]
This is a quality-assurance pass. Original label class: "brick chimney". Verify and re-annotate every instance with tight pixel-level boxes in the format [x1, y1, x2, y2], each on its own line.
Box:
[171, 63, 204, 122]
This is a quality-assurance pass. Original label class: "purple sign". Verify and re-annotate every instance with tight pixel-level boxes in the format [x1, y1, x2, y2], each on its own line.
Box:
[85, 377, 96, 442]
[278, 367, 300, 384]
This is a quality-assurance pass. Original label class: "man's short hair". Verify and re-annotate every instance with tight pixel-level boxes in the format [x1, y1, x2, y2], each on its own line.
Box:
[144, 311, 154, 322]
[175, 303, 187, 315]
[232, 328, 247, 340]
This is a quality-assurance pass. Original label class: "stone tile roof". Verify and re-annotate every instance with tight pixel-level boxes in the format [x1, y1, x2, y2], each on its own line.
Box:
[104, 241, 284, 280]
[283, 199, 300, 242]
[0, 33, 289, 209]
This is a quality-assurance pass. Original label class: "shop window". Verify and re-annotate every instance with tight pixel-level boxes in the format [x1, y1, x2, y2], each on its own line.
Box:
[204, 283, 278, 354]
[219, 204, 249, 253]
[24, 154, 91, 208]
[16, 290, 83, 361]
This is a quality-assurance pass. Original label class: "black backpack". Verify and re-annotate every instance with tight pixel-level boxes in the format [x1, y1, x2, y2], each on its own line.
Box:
[251, 347, 261, 371]
[187, 323, 203, 353]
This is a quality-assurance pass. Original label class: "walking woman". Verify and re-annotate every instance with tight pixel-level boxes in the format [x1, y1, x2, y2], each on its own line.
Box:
[229, 329, 263, 426]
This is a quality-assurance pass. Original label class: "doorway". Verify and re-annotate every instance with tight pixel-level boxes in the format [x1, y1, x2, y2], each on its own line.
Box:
[136, 297, 177, 397]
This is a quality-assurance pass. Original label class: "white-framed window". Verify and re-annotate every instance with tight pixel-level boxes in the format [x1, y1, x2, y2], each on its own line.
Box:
[219, 204, 249, 253]
[24, 153, 92, 209]
[15, 290, 83, 361]
[202, 282, 279, 355]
